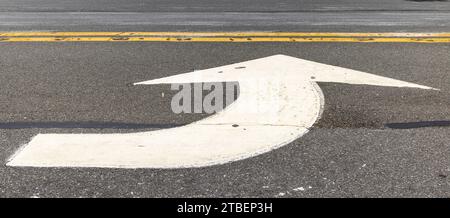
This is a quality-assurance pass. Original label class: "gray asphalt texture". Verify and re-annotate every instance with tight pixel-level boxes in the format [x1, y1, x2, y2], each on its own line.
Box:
[1, 0, 449, 12]
[0, 0, 450, 32]
[0, 0, 450, 198]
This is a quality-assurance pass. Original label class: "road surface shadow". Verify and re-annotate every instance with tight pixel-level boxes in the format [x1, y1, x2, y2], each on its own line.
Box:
[406, 0, 448, 2]
[385, 120, 450, 129]
[0, 122, 183, 129]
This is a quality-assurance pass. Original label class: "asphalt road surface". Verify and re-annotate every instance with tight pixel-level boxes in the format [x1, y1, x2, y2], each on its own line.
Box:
[0, 0, 450, 32]
[0, 0, 450, 197]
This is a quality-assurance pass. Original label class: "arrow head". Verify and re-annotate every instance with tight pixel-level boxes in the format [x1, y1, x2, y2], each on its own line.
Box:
[135, 54, 436, 90]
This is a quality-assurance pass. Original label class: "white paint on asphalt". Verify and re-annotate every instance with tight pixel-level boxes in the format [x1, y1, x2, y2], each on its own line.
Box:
[293, 187, 305, 191]
[6, 55, 434, 168]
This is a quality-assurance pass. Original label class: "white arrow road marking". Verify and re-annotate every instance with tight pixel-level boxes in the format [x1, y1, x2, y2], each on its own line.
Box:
[6, 55, 435, 168]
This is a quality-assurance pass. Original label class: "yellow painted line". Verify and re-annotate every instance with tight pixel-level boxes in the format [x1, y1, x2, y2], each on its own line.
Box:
[1, 37, 450, 43]
[1, 32, 450, 37]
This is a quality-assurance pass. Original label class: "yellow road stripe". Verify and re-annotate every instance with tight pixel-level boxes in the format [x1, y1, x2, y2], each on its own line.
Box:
[1, 37, 450, 43]
[1, 32, 450, 37]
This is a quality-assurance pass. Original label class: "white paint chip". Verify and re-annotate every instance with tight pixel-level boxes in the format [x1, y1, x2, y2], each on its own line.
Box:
[293, 187, 305, 191]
